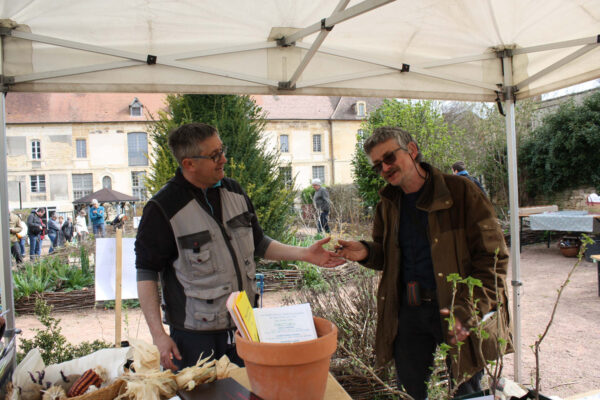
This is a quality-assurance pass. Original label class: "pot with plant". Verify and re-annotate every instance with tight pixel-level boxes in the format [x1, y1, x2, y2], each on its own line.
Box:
[558, 236, 580, 257]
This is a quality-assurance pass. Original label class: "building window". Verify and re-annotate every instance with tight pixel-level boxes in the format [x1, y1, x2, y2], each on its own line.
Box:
[129, 97, 143, 117]
[279, 135, 289, 153]
[132, 171, 147, 201]
[312, 166, 325, 182]
[102, 176, 112, 189]
[279, 167, 292, 187]
[356, 101, 366, 118]
[312, 134, 322, 152]
[127, 132, 148, 166]
[72, 173, 93, 200]
[30, 175, 46, 193]
[31, 140, 41, 160]
[76, 139, 87, 158]
[357, 129, 366, 146]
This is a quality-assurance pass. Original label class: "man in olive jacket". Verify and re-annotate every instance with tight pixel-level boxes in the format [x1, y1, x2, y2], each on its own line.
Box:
[336, 127, 512, 399]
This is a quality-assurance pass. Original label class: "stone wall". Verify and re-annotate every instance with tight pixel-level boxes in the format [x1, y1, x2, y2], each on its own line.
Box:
[534, 186, 597, 210]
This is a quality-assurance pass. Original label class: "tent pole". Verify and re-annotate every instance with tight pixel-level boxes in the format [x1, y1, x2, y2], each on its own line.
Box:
[502, 54, 522, 383]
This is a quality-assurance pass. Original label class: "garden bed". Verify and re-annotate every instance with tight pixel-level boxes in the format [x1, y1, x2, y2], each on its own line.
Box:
[260, 263, 361, 292]
[15, 288, 96, 315]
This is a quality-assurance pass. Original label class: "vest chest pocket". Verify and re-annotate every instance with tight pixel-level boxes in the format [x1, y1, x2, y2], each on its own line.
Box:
[177, 230, 215, 277]
[227, 211, 254, 258]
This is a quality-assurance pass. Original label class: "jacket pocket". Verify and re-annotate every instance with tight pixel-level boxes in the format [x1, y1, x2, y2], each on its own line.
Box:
[188, 285, 233, 330]
[227, 212, 254, 258]
[177, 231, 215, 278]
[477, 218, 505, 254]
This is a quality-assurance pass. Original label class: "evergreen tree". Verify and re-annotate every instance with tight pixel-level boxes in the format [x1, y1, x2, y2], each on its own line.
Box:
[351, 99, 463, 209]
[147, 94, 296, 242]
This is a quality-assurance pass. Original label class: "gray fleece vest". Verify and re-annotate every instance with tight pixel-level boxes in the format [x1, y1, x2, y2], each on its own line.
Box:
[164, 188, 258, 331]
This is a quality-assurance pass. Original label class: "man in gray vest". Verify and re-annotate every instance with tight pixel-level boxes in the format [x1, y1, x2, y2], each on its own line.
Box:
[135, 123, 343, 371]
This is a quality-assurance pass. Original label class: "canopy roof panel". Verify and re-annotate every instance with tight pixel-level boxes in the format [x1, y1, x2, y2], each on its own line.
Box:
[1, 0, 599, 101]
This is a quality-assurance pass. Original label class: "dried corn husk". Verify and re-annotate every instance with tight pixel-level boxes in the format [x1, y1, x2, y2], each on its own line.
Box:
[174, 354, 216, 391]
[128, 339, 160, 373]
[215, 355, 240, 379]
[41, 386, 67, 400]
[115, 370, 177, 400]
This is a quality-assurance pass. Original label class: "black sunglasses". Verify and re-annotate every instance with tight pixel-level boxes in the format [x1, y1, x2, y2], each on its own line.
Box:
[371, 146, 406, 173]
[189, 145, 227, 163]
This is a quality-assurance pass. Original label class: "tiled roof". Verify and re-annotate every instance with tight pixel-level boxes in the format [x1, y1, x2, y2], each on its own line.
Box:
[6, 92, 167, 123]
[253, 95, 341, 120]
[331, 97, 385, 120]
[5, 93, 387, 123]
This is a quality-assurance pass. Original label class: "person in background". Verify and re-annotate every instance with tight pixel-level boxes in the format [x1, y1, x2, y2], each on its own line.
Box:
[135, 123, 344, 372]
[47, 212, 61, 253]
[62, 216, 74, 243]
[26, 208, 45, 260]
[90, 199, 106, 237]
[312, 178, 331, 234]
[112, 213, 128, 230]
[17, 214, 27, 258]
[75, 210, 89, 242]
[9, 212, 23, 266]
[333, 127, 511, 400]
[452, 161, 486, 195]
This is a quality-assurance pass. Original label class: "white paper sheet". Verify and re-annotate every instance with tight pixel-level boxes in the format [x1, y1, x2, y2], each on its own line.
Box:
[253, 303, 317, 343]
[95, 238, 138, 301]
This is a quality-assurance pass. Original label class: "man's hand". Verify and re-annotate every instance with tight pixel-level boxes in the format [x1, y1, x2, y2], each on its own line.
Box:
[304, 237, 346, 268]
[334, 239, 368, 262]
[439, 308, 469, 345]
[153, 332, 182, 371]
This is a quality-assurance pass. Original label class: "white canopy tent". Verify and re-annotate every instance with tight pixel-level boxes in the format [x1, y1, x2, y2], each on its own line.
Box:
[1, 0, 599, 381]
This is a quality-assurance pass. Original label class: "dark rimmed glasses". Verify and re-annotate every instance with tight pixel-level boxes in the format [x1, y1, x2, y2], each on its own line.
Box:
[371, 146, 406, 173]
[188, 145, 227, 163]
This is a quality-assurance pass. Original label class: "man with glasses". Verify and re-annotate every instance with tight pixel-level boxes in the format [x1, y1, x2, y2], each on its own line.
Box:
[334, 126, 512, 400]
[135, 123, 343, 372]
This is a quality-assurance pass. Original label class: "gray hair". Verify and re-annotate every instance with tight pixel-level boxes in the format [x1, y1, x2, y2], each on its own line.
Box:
[168, 123, 219, 165]
[363, 126, 423, 163]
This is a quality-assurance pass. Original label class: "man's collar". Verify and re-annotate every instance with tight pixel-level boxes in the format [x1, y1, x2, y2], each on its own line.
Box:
[457, 170, 468, 176]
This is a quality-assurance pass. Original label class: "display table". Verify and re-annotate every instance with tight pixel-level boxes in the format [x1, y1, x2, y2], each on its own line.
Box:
[518, 205, 558, 251]
[527, 210, 600, 248]
[228, 367, 352, 400]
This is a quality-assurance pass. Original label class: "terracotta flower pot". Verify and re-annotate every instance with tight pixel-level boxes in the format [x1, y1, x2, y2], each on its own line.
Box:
[235, 316, 338, 400]
[559, 245, 579, 257]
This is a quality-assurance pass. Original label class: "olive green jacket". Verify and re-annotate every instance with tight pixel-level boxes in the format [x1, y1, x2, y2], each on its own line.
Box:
[362, 163, 512, 379]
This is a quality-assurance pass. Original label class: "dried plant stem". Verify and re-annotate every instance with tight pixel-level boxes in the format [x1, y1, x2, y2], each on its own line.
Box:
[339, 342, 413, 400]
[533, 243, 587, 399]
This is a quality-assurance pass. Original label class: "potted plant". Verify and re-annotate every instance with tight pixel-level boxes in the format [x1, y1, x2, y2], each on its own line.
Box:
[558, 236, 580, 257]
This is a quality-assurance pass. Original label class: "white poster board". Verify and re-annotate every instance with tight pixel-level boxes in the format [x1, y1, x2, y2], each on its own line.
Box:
[95, 238, 138, 301]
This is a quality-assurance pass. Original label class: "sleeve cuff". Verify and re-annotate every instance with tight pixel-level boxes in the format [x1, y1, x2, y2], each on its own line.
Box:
[136, 269, 159, 282]
[255, 235, 273, 258]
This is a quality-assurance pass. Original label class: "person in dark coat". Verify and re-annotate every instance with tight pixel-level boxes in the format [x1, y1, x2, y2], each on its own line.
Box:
[334, 127, 511, 400]
[452, 161, 486, 195]
[62, 216, 74, 243]
[26, 208, 45, 260]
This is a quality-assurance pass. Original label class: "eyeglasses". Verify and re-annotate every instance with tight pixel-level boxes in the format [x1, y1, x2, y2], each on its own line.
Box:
[188, 145, 227, 163]
[371, 146, 406, 174]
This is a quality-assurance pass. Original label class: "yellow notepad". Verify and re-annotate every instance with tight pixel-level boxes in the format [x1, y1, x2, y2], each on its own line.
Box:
[235, 291, 260, 342]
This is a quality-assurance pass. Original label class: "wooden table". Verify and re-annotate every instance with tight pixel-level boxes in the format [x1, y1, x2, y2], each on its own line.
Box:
[518, 205, 559, 251]
[591, 254, 600, 297]
[228, 367, 352, 400]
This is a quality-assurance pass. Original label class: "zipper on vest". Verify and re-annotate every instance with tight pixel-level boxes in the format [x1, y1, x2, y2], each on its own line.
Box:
[188, 187, 244, 291]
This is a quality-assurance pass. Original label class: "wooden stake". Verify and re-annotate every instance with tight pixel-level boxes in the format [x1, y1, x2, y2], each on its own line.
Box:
[115, 228, 123, 347]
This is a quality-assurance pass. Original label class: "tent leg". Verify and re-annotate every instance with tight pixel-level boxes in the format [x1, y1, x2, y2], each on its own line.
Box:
[503, 55, 522, 383]
[0, 92, 16, 337]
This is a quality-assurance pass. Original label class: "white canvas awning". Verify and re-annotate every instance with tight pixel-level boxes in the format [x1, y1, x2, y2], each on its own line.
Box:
[1, 0, 599, 383]
[1, 0, 599, 101]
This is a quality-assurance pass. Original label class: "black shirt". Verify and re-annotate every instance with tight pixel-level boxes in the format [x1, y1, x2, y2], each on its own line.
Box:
[399, 187, 436, 290]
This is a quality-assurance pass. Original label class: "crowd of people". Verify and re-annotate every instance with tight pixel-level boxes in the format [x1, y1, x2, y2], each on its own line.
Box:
[8, 200, 130, 266]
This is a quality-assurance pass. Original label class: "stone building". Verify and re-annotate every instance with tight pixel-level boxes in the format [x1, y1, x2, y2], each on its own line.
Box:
[5, 93, 166, 215]
[5, 93, 384, 214]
